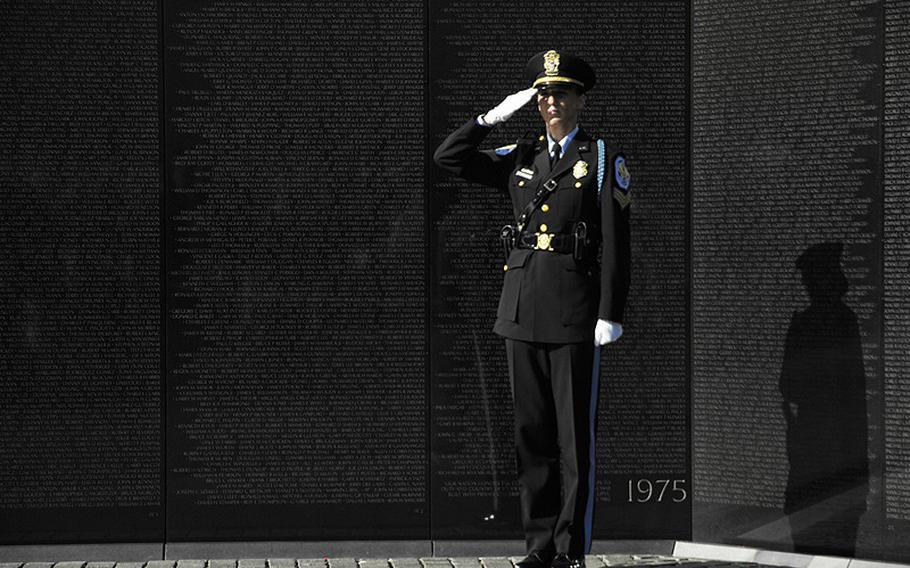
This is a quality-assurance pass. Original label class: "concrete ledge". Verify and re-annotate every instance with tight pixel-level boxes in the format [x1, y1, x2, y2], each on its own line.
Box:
[433, 541, 676, 558]
[673, 542, 910, 568]
[164, 543, 431, 561]
[754, 550, 848, 568]
[673, 542, 762, 563]
[591, 542, 677, 556]
[431, 543, 521, 558]
[848, 560, 910, 568]
[0, 545, 162, 563]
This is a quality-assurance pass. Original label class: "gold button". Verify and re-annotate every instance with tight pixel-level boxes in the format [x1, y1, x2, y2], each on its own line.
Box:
[539, 224, 548, 232]
[575, 181, 582, 188]
[541, 204, 550, 212]
[503, 264, 509, 271]
[518, 180, 525, 187]
[538, 135, 545, 141]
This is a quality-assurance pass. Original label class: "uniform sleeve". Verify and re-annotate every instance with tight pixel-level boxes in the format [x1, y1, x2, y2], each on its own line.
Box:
[598, 150, 632, 323]
[433, 117, 516, 192]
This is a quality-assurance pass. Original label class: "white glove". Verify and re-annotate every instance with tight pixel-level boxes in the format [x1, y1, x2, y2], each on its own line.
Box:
[594, 319, 623, 345]
[481, 87, 538, 126]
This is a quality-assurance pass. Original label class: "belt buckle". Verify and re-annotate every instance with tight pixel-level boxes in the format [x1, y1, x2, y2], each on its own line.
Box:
[543, 179, 557, 191]
[534, 232, 555, 251]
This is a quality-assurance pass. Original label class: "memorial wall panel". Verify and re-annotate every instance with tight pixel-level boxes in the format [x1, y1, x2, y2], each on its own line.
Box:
[884, 0, 910, 561]
[429, 0, 690, 539]
[0, 0, 163, 542]
[165, 0, 428, 539]
[691, 0, 883, 559]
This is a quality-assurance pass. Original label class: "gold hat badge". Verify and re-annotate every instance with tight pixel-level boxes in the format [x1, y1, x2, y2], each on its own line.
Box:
[543, 50, 560, 76]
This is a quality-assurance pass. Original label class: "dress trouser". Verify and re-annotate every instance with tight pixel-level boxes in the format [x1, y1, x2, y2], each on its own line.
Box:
[505, 338, 600, 557]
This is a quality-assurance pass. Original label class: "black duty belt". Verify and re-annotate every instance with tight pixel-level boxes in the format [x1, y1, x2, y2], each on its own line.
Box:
[507, 222, 597, 260]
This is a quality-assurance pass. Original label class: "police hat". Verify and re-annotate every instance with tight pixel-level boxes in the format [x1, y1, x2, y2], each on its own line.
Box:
[526, 50, 596, 93]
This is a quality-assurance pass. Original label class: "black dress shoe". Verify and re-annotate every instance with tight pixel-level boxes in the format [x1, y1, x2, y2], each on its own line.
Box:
[550, 554, 585, 568]
[515, 550, 555, 568]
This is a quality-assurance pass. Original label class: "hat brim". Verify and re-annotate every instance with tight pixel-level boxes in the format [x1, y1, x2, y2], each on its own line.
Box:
[533, 76, 586, 90]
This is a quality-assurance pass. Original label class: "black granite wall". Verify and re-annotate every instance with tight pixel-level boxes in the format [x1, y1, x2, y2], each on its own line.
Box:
[691, 0, 910, 562]
[1, 0, 688, 546]
[0, 0, 163, 543]
[13, 0, 910, 562]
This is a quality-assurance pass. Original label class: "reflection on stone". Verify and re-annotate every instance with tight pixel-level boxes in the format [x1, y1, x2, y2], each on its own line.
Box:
[779, 243, 869, 555]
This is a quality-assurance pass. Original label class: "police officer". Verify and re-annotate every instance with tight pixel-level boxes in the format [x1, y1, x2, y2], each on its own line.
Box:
[433, 50, 631, 568]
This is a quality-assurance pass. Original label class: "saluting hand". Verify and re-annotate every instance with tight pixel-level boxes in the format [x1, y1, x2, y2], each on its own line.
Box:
[594, 319, 623, 345]
[481, 87, 538, 126]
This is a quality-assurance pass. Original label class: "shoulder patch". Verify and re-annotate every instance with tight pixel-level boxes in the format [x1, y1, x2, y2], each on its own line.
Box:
[495, 144, 517, 156]
[614, 155, 630, 191]
[612, 153, 632, 209]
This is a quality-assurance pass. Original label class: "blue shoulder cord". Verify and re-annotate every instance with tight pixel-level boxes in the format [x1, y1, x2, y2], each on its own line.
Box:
[585, 135, 606, 554]
[586, 137, 607, 555]
[596, 139, 605, 205]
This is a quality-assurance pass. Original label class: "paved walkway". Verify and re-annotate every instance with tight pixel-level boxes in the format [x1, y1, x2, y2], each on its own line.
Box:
[0, 555, 773, 568]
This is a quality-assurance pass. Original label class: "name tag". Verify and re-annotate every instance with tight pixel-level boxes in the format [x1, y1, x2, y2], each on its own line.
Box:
[515, 168, 535, 180]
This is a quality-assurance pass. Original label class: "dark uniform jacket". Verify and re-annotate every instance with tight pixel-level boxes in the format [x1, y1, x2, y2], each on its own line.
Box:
[434, 118, 631, 344]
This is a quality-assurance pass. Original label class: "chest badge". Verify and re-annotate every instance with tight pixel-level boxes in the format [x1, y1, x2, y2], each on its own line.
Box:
[515, 168, 535, 180]
[573, 160, 588, 180]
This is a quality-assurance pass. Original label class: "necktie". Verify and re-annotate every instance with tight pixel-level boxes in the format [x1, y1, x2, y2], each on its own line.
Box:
[550, 144, 561, 170]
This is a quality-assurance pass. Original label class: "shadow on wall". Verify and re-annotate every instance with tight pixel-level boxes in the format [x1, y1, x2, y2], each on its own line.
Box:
[779, 242, 870, 557]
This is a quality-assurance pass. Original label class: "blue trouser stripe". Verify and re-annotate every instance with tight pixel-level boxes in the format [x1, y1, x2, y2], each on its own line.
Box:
[584, 345, 601, 553]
